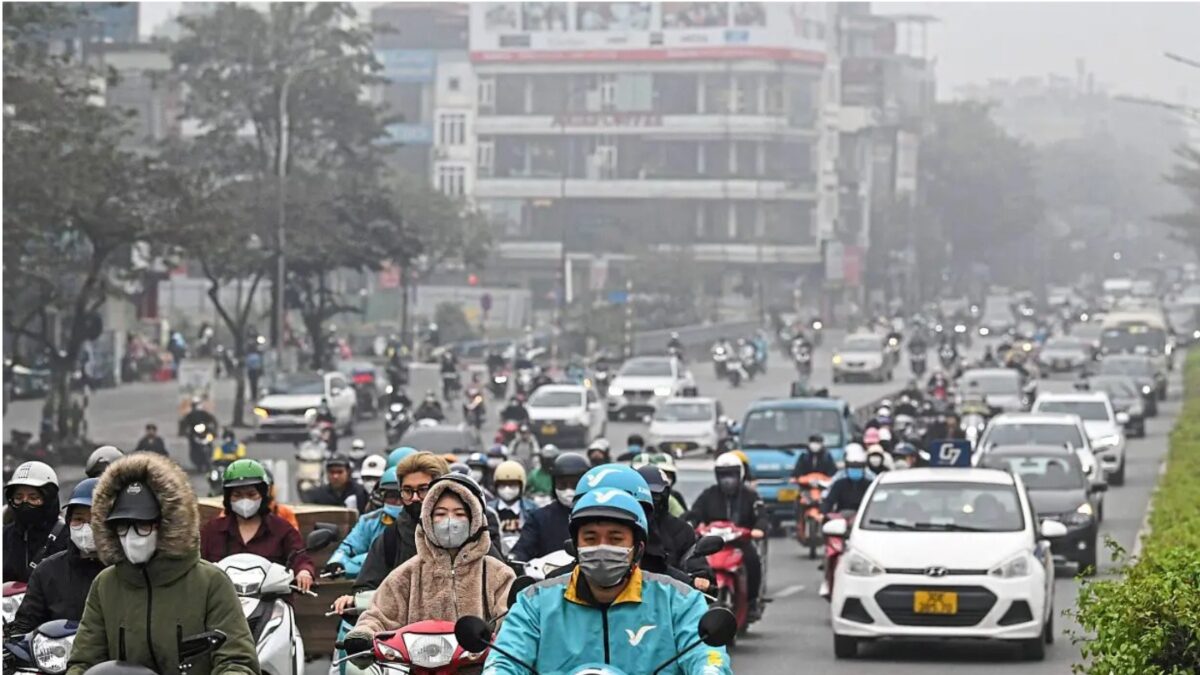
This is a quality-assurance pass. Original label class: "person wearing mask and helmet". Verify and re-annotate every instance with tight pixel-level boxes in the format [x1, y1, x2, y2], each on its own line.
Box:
[585, 439, 612, 467]
[465, 452, 491, 491]
[635, 465, 713, 592]
[386, 446, 417, 472]
[630, 451, 688, 516]
[626, 433, 646, 457]
[342, 474, 516, 670]
[891, 442, 924, 470]
[821, 443, 876, 516]
[486, 488, 731, 675]
[66, 453, 258, 675]
[525, 444, 558, 501]
[509, 452, 589, 562]
[84, 446, 125, 479]
[359, 454, 388, 511]
[686, 452, 769, 621]
[487, 460, 537, 554]
[865, 444, 894, 473]
[324, 467, 403, 581]
[199, 460, 315, 592]
[791, 434, 838, 478]
[304, 454, 371, 514]
[3, 461, 67, 583]
[507, 422, 540, 466]
[10, 478, 105, 635]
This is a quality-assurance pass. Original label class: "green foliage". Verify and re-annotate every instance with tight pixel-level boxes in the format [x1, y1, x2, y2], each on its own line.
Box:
[1158, 145, 1200, 259]
[433, 303, 476, 344]
[1070, 350, 1200, 673]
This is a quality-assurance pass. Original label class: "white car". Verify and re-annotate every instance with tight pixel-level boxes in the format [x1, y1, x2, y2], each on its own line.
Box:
[606, 357, 695, 421]
[832, 333, 893, 383]
[828, 468, 1065, 661]
[1032, 393, 1127, 486]
[527, 384, 606, 449]
[647, 397, 727, 457]
[253, 371, 356, 439]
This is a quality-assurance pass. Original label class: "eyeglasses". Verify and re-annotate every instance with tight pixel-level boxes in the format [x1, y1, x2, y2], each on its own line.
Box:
[114, 522, 157, 536]
[399, 485, 431, 500]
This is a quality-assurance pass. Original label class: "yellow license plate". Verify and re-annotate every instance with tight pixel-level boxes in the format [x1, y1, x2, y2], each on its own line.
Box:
[777, 488, 798, 502]
[541, 425, 557, 435]
[671, 443, 688, 451]
[913, 590, 958, 615]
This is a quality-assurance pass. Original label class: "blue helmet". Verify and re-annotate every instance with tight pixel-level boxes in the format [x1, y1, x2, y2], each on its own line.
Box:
[379, 467, 400, 490]
[66, 478, 99, 510]
[387, 446, 417, 470]
[575, 464, 651, 507]
[570, 488, 648, 539]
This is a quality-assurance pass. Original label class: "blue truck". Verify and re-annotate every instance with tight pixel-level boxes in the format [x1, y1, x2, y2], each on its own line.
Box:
[739, 397, 856, 528]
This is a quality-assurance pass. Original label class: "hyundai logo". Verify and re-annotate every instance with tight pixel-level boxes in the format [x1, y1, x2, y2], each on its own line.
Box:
[924, 566, 949, 577]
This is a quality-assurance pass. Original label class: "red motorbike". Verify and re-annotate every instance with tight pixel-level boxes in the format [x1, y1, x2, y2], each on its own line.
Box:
[792, 472, 831, 559]
[696, 521, 755, 635]
[821, 510, 857, 602]
[336, 619, 488, 674]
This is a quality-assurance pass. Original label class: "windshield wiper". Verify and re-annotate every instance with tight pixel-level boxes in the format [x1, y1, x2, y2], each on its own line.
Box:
[867, 519, 918, 530]
[911, 522, 991, 532]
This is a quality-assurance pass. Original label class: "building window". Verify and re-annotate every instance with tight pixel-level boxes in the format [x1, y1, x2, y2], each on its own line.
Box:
[448, 76, 460, 92]
[437, 165, 466, 196]
[478, 77, 496, 112]
[477, 140, 495, 178]
[438, 113, 466, 146]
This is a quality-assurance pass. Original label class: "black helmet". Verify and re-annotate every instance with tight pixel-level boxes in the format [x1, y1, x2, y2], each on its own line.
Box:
[106, 481, 161, 522]
[551, 452, 590, 479]
[325, 455, 353, 471]
[428, 472, 485, 514]
[635, 465, 669, 495]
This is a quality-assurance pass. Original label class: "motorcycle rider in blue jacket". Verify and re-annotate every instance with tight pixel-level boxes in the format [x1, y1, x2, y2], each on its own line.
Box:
[324, 468, 402, 579]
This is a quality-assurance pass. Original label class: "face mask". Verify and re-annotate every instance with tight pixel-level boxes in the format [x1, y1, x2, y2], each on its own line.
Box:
[10, 501, 42, 526]
[809, 443, 823, 453]
[652, 494, 669, 516]
[430, 516, 471, 549]
[718, 476, 740, 495]
[868, 456, 883, 470]
[846, 467, 865, 481]
[404, 502, 422, 520]
[577, 544, 634, 588]
[363, 480, 379, 494]
[469, 469, 485, 483]
[70, 524, 96, 554]
[120, 529, 158, 564]
[555, 488, 575, 507]
[231, 498, 261, 519]
[382, 504, 403, 519]
[497, 486, 521, 503]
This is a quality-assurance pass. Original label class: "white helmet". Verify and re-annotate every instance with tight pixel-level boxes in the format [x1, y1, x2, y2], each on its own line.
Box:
[360, 454, 387, 479]
[351, 438, 367, 451]
[588, 438, 611, 452]
[714, 452, 746, 481]
[844, 443, 868, 464]
[7, 461, 59, 491]
[877, 427, 893, 442]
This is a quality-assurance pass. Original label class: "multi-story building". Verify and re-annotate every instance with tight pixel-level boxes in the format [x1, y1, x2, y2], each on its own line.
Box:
[469, 2, 840, 314]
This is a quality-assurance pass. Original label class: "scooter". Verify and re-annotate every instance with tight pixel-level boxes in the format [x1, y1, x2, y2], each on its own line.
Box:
[488, 372, 508, 399]
[3, 581, 27, 630]
[820, 510, 857, 601]
[810, 319, 825, 347]
[441, 372, 461, 402]
[3, 619, 78, 674]
[695, 521, 755, 636]
[383, 400, 412, 446]
[910, 351, 928, 377]
[295, 434, 327, 496]
[462, 390, 486, 431]
[792, 472, 831, 559]
[711, 345, 730, 379]
[80, 630, 227, 675]
[188, 423, 215, 473]
[335, 620, 488, 675]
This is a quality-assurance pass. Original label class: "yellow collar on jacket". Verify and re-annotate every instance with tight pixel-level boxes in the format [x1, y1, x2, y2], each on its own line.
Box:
[565, 566, 644, 607]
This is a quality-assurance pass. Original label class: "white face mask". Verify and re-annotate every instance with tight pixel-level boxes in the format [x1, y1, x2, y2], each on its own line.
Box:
[70, 523, 96, 554]
[497, 485, 521, 503]
[231, 498, 261, 519]
[555, 488, 576, 507]
[120, 529, 158, 564]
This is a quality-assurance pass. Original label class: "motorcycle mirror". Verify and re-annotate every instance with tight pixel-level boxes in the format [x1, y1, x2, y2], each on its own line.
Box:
[454, 616, 493, 653]
[563, 539, 578, 558]
[697, 608, 738, 647]
[615, 451, 636, 462]
[693, 535, 725, 557]
[305, 528, 337, 552]
[507, 575, 536, 607]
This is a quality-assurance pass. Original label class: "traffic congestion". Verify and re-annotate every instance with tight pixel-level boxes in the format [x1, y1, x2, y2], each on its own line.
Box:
[3, 267, 1193, 674]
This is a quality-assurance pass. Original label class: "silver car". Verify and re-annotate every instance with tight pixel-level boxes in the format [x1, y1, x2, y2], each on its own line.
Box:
[832, 333, 892, 383]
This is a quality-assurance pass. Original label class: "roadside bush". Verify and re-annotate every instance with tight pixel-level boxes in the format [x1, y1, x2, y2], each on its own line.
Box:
[1071, 351, 1200, 673]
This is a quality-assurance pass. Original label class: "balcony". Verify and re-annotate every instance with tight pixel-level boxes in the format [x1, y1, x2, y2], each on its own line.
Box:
[475, 113, 817, 139]
[475, 177, 816, 201]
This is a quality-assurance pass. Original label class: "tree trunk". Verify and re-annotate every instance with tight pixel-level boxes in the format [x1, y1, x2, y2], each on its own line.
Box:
[230, 336, 247, 428]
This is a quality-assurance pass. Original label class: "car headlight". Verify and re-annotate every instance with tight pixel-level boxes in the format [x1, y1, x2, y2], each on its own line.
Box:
[609, 386, 624, 397]
[988, 552, 1032, 579]
[1192, 329, 1200, 340]
[1065, 502, 1094, 526]
[252, 407, 269, 419]
[979, 327, 991, 336]
[654, 386, 673, 397]
[32, 633, 74, 674]
[832, 354, 843, 365]
[1092, 435, 1121, 450]
[403, 633, 457, 668]
[843, 550, 885, 577]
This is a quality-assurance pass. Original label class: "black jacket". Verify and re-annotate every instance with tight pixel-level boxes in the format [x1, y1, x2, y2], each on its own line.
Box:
[821, 476, 872, 515]
[181, 409, 218, 434]
[651, 512, 713, 583]
[686, 485, 769, 532]
[509, 500, 572, 562]
[10, 542, 104, 635]
[791, 451, 838, 478]
[133, 435, 169, 456]
[2, 516, 67, 584]
[303, 482, 371, 515]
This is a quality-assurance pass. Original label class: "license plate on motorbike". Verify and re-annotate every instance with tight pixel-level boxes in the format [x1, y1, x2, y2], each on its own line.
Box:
[777, 488, 798, 503]
[541, 424, 557, 435]
[913, 590, 958, 615]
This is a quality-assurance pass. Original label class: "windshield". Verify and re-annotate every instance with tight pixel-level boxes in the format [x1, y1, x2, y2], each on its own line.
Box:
[1093, 378, 1137, 400]
[1072, 324, 1104, 341]
[983, 306, 1013, 321]
[985, 423, 1085, 449]
[654, 402, 714, 422]
[619, 359, 673, 377]
[398, 429, 472, 454]
[959, 372, 1019, 395]
[1098, 358, 1153, 377]
[981, 455, 1086, 490]
[741, 408, 843, 448]
[1101, 326, 1166, 352]
[1044, 338, 1085, 351]
[862, 482, 1024, 532]
[528, 390, 584, 408]
[842, 336, 881, 351]
[269, 374, 325, 396]
[1036, 400, 1109, 421]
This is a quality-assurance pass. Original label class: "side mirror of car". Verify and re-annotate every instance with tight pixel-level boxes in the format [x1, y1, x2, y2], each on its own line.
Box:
[821, 519, 848, 538]
[1115, 412, 1130, 425]
[1040, 520, 1068, 539]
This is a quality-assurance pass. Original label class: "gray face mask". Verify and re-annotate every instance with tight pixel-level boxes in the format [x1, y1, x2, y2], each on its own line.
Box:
[577, 544, 633, 588]
[430, 516, 471, 549]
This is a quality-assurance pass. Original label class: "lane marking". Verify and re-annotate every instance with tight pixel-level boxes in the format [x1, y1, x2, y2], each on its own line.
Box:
[771, 584, 806, 599]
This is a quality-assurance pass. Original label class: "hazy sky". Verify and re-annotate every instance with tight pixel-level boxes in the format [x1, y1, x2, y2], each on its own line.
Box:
[140, 2, 1200, 103]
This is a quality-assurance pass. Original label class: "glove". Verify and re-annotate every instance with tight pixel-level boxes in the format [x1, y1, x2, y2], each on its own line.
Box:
[323, 561, 346, 578]
[344, 631, 374, 669]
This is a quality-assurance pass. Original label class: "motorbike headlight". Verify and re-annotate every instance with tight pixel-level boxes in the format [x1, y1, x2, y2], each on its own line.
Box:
[979, 327, 991, 336]
[2, 594, 24, 621]
[988, 552, 1032, 579]
[832, 354, 843, 365]
[32, 633, 74, 674]
[654, 386, 672, 397]
[252, 407, 269, 419]
[1192, 329, 1200, 340]
[209, 469, 221, 482]
[496, 375, 508, 383]
[1142, 385, 1153, 395]
[609, 386, 624, 397]
[955, 324, 967, 333]
[403, 634, 457, 668]
[812, 321, 823, 330]
[1092, 435, 1121, 450]
[843, 550, 885, 577]
[193, 423, 206, 434]
[224, 566, 266, 596]
[390, 403, 403, 413]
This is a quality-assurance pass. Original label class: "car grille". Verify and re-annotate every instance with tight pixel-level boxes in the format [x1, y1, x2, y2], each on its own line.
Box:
[262, 407, 310, 417]
[624, 390, 653, 400]
[884, 568, 988, 576]
[874, 585, 997, 627]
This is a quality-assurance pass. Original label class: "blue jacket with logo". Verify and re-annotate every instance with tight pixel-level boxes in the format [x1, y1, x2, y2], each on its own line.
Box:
[328, 507, 395, 578]
[485, 567, 731, 675]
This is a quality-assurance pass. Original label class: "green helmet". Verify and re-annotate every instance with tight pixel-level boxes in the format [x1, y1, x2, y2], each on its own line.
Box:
[223, 459, 269, 489]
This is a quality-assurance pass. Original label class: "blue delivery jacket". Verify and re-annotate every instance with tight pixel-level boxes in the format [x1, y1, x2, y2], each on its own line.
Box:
[327, 507, 394, 578]
[485, 567, 731, 675]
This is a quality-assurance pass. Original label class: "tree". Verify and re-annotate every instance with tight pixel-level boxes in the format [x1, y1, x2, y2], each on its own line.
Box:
[921, 102, 1044, 292]
[3, 3, 176, 442]
[1158, 144, 1200, 258]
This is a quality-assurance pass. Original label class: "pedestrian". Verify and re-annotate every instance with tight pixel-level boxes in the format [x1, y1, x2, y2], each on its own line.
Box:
[245, 348, 263, 401]
[133, 423, 169, 456]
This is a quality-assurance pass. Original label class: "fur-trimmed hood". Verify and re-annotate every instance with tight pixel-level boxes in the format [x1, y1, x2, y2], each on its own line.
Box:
[415, 479, 491, 565]
[91, 453, 199, 565]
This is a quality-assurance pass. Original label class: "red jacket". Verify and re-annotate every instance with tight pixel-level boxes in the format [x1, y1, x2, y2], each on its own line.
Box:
[200, 512, 315, 579]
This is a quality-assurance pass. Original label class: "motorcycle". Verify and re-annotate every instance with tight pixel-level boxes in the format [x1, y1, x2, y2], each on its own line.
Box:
[711, 344, 730, 379]
[792, 473, 831, 559]
[514, 366, 537, 398]
[336, 620, 487, 675]
[295, 435, 327, 496]
[738, 346, 759, 381]
[668, 344, 685, 363]
[383, 400, 412, 446]
[188, 423, 215, 473]
[462, 390, 486, 431]
[696, 521, 758, 635]
[792, 346, 813, 377]
[910, 351, 928, 377]
[820, 510, 857, 601]
[810, 319, 825, 347]
[80, 630, 227, 675]
[938, 345, 959, 371]
[351, 370, 379, 420]
[386, 360, 410, 389]
[3, 581, 27, 630]
[4, 619, 78, 674]
[207, 456, 236, 498]
[591, 364, 612, 398]
[488, 372, 508, 399]
[727, 360, 745, 388]
[441, 371, 461, 402]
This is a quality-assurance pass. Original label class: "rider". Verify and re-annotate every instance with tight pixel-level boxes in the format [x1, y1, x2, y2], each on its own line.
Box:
[487, 488, 731, 675]
[84, 445, 125, 479]
[67, 452, 258, 675]
[667, 331, 684, 357]
[303, 455, 371, 514]
[414, 390, 445, 421]
[199, 459, 315, 592]
[908, 330, 928, 357]
[791, 434, 838, 477]
[133, 424, 168, 456]
[214, 428, 247, 464]
[821, 443, 875, 516]
[585, 438, 612, 467]
[636, 465, 713, 591]
[3, 461, 67, 583]
[866, 444, 894, 473]
[486, 349, 507, 375]
[525, 444, 557, 501]
[631, 451, 688, 516]
[687, 453, 769, 621]
[507, 422, 541, 466]
[488, 460, 538, 544]
[500, 396, 530, 424]
[509, 452, 589, 562]
[360, 454, 388, 498]
[626, 433, 646, 456]
[10, 478, 104, 635]
[466, 452, 492, 492]
[324, 467, 403, 580]
[343, 474, 516, 669]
